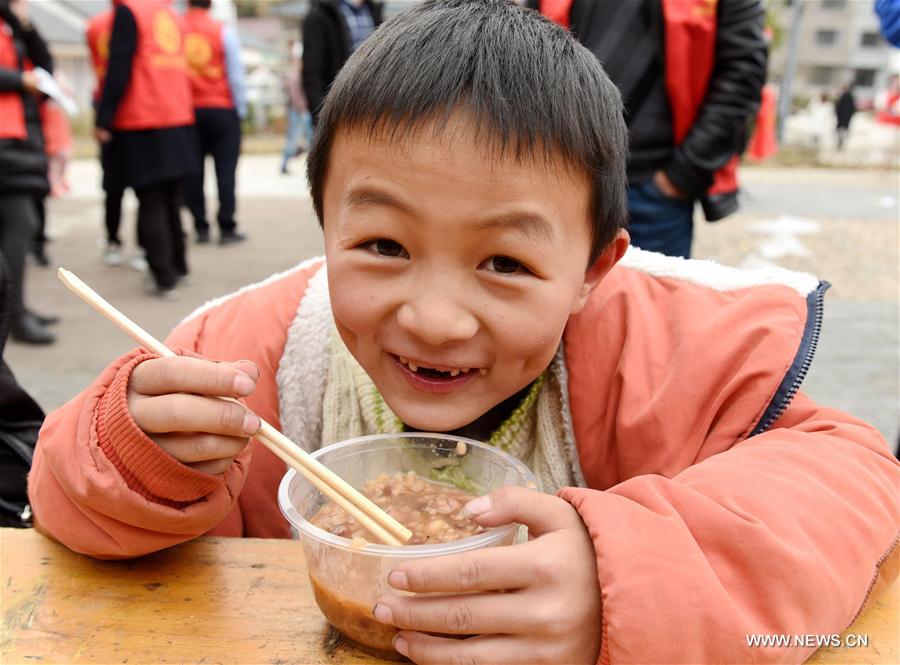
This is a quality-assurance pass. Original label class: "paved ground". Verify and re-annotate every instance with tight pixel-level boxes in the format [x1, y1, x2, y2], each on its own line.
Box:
[5, 156, 898, 449]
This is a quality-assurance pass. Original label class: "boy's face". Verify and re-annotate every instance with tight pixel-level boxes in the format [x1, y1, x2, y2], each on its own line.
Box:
[322, 118, 628, 432]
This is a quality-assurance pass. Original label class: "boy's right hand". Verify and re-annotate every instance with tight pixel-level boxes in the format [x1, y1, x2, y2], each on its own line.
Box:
[127, 357, 261, 475]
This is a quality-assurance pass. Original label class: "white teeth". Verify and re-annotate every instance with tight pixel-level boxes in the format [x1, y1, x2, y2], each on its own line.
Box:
[398, 357, 483, 377]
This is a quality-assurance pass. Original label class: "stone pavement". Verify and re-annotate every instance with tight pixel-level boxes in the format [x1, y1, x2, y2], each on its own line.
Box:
[5, 156, 898, 449]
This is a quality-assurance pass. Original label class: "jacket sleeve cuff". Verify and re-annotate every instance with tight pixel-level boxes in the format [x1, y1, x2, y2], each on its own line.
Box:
[95, 353, 222, 506]
[664, 150, 713, 200]
[557, 486, 610, 665]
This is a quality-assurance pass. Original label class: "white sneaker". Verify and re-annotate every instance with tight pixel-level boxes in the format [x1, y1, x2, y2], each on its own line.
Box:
[102, 243, 123, 266]
[129, 255, 148, 272]
[155, 286, 180, 301]
[143, 275, 179, 300]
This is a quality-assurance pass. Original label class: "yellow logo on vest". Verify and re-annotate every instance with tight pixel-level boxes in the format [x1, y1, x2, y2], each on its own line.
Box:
[97, 28, 110, 61]
[153, 11, 181, 55]
[185, 33, 212, 65]
[150, 11, 187, 70]
[185, 32, 223, 79]
[94, 28, 111, 78]
[693, 0, 718, 18]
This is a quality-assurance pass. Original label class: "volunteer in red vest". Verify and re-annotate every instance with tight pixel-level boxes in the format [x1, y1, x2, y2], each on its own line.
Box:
[0, 0, 56, 344]
[87, 5, 133, 268]
[30, 92, 73, 269]
[95, 0, 198, 299]
[529, 0, 767, 258]
[182, 0, 247, 245]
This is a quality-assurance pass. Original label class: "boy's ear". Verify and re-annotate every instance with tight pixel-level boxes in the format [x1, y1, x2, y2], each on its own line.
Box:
[571, 229, 630, 315]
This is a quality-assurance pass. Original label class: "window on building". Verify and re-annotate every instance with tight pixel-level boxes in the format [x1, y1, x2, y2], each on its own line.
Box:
[860, 32, 882, 47]
[815, 29, 839, 46]
[822, 0, 846, 8]
[853, 69, 876, 87]
[810, 66, 836, 85]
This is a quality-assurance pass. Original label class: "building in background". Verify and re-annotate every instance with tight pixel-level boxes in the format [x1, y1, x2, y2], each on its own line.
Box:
[769, 0, 898, 107]
[266, 0, 416, 22]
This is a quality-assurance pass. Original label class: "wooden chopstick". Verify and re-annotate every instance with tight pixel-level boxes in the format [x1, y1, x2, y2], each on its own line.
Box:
[57, 268, 412, 546]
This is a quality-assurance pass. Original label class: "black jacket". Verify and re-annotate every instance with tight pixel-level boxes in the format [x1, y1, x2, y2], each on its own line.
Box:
[0, 253, 42, 527]
[0, 5, 51, 197]
[301, 0, 384, 124]
[836, 90, 856, 129]
[527, 0, 767, 221]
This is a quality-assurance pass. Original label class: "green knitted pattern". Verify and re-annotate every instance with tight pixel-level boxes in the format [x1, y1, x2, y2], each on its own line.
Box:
[326, 329, 575, 492]
[487, 373, 547, 452]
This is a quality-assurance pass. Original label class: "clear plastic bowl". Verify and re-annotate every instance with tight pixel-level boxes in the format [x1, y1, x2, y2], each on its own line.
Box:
[278, 432, 536, 658]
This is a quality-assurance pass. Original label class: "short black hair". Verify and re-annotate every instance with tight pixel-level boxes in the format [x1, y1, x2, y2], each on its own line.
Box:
[188, 0, 212, 8]
[307, 0, 627, 265]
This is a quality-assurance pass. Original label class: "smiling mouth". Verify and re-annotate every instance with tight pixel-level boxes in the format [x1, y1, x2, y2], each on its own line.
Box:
[393, 355, 488, 379]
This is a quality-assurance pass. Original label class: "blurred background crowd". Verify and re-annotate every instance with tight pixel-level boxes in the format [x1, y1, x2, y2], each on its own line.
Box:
[23, 0, 900, 155]
[1, 0, 896, 341]
[0, 0, 898, 524]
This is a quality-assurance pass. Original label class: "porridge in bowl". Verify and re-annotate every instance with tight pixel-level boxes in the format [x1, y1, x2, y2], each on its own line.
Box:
[278, 433, 536, 658]
[310, 471, 482, 545]
[308, 472, 481, 655]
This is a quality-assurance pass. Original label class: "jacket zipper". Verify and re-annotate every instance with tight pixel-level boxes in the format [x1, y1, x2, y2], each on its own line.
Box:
[754, 281, 829, 435]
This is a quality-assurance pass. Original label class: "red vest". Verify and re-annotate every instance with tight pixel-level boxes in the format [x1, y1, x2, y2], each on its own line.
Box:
[0, 19, 26, 140]
[86, 9, 113, 103]
[539, 0, 573, 28]
[39, 101, 72, 157]
[539, 0, 740, 204]
[660, 0, 738, 199]
[747, 83, 778, 162]
[110, 0, 194, 130]
[182, 8, 233, 109]
[876, 90, 900, 126]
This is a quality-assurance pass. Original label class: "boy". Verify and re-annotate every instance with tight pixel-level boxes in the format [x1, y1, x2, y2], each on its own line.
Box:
[29, 2, 899, 663]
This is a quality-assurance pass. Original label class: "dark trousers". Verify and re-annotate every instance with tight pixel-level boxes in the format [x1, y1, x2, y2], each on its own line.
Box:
[626, 178, 695, 259]
[100, 140, 126, 245]
[0, 194, 38, 318]
[136, 180, 187, 289]
[105, 184, 125, 245]
[30, 196, 45, 253]
[184, 107, 241, 236]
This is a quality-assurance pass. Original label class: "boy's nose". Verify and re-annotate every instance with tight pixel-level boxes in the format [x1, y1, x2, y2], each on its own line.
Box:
[396, 297, 479, 346]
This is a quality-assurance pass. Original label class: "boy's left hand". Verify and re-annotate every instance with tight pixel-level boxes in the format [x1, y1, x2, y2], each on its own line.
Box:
[373, 487, 602, 664]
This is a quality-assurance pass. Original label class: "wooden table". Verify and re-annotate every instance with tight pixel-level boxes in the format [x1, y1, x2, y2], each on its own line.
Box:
[2, 528, 897, 664]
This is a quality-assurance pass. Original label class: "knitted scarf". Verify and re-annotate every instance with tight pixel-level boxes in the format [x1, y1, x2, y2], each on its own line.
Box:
[320, 326, 579, 493]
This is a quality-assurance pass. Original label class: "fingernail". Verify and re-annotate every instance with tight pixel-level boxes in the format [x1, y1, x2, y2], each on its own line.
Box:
[393, 635, 408, 657]
[233, 374, 254, 396]
[388, 571, 408, 590]
[463, 495, 492, 517]
[242, 411, 260, 435]
[373, 603, 393, 624]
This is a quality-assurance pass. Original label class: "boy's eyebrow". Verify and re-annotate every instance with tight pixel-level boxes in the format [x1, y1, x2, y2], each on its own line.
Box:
[472, 213, 555, 245]
[345, 184, 555, 244]
[345, 185, 415, 215]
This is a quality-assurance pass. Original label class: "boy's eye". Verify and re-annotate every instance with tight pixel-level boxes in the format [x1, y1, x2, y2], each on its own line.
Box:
[365, 239, 408, 258]
[483, 255, 527, 274]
